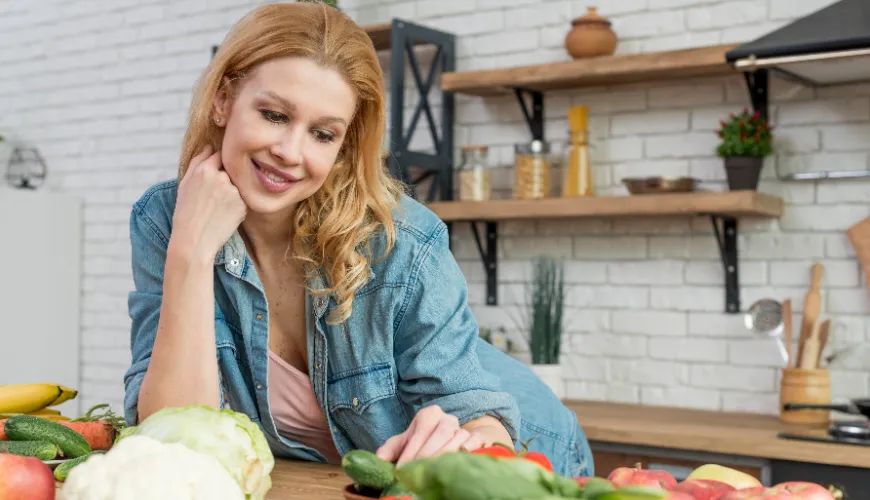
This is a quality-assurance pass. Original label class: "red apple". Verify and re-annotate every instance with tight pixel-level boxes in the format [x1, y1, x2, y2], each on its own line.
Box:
[0, 454, 55, 500]
[719, 482, 835, 500]
[607, 463, 678, 490]
[574, 476, 610, 487]
[672, 479, 736, 500]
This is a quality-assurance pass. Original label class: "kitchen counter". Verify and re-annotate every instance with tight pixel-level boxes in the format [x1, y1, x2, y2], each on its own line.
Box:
[266, 460, 347, 499]
[565, 400, 870, 469]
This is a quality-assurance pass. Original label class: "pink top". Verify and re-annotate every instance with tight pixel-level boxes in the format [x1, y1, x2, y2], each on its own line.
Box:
[267, 349, 342, 464]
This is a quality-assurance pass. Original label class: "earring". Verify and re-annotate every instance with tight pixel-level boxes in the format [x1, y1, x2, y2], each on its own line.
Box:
[214, 116, 222, 124]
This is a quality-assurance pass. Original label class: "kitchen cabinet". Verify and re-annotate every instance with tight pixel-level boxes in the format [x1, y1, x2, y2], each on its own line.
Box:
[0, 187, 83, 417]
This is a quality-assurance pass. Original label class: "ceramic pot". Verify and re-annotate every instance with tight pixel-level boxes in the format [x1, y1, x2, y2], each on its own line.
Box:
[564, 7, 618, 59]
[724, 156, 763, 191]
[530, 363, 565, 399]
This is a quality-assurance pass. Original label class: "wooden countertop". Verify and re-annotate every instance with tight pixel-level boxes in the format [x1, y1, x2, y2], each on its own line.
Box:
[266, 460, 348, 499]
[565, 400, 870, 469]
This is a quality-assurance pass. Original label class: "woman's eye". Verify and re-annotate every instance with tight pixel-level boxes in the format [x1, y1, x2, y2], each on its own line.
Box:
[260, 110, 287, 123]
[313, 130, 335, 143]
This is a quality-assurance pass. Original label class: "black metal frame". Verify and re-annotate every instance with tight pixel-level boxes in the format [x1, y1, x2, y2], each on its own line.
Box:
[710, 215, 739, 313]
[743, 68, 770, 119]
[387, 19, 456, 204]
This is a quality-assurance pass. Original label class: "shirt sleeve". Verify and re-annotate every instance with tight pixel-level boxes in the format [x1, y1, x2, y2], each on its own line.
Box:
[393, 221, 521, 444]
[124, 206, 227, 426]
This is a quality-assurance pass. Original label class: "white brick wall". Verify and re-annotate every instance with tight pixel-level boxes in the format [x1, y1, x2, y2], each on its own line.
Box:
[3, 0, 869, 417]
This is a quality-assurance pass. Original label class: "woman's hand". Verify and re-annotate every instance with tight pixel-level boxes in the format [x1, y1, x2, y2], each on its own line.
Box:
[375, 405, 486, 466]
[170, 145, 247, 261]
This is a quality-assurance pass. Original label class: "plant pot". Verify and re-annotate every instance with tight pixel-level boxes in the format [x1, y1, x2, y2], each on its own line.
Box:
[723, 156, 763, 191]
[529, 363, 564, 399]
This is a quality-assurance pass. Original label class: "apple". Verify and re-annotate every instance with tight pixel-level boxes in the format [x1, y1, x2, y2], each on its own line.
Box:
[685, 464, 763, 490]
[574, 476, 612, 487]
[719, 482, 835, 500]
[594, 486, 696, 499]
[672, 479, 736, 500]
[0, 454, 55, 500]
[607, 463, 678, 490]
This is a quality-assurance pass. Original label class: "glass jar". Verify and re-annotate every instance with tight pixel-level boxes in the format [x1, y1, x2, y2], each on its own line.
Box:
[458, 145, 492, 201]
[514, 140, 552, 200]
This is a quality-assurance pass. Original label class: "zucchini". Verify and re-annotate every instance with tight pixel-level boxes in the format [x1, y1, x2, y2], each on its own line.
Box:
[4, 415, 91, 458]
[380, 480, 419, 499]
[0, 440, 59, 460]
[342, 449, 396, 492]
[54, 450, 105, 481]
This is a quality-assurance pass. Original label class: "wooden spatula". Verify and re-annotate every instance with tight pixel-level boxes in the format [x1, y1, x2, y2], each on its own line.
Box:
[796, 263, 824, 367]
[816, 319, 831, 368]
[782, 299, 793, 367]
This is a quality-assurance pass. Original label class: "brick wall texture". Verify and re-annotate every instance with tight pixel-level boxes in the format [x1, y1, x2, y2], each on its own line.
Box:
[2, 0, 868, 416]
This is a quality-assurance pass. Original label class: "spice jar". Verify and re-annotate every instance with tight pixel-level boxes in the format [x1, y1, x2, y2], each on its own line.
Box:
[562, 105, 594, 197]
[514, 140, 552, 200]
[458, 145, 492, 201]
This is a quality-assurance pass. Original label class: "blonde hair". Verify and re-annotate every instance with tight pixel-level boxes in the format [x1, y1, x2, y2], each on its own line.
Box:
[179, 2, 403, 324]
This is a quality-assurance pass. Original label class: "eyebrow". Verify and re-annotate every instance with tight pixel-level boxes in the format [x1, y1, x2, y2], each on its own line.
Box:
[260, 90, 348, 127]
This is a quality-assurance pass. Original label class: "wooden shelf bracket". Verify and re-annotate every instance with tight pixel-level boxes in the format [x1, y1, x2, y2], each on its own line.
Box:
[709, 215, 740, 313]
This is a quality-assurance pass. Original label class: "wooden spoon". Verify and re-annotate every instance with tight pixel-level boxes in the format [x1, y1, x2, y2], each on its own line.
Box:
[782, 299, 793, 368]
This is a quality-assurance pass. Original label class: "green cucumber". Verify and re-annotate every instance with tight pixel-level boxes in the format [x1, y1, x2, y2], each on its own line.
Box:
[342, 449, 396, 492]
[0, 440, 59, 460]
[4, 415, 91, 458]
[379, 480, 419, 499]
[53, 450, 105, 481]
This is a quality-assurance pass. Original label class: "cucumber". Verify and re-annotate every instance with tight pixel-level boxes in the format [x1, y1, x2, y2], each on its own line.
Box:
[0, 440, 59, 460]
[54, 450, 105, 482]
[4, 415, 91, 458]
[341, 449, 396, 491]
[380, 480, 419, 499]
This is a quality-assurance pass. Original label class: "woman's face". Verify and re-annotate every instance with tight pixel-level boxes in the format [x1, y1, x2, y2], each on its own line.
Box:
[212, 56, 357, 216]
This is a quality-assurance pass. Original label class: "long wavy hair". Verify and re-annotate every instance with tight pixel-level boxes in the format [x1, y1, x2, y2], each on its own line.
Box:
[178, 2, 403, 324]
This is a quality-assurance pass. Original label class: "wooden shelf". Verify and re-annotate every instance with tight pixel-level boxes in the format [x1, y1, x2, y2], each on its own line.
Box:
[427, 191, 784, 222]
[440, 44, 741, 96]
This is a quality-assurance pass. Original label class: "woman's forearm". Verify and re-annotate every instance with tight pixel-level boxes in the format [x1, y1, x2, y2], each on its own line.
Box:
[462, 415, 514, 448]
[136, 241, 220, 422]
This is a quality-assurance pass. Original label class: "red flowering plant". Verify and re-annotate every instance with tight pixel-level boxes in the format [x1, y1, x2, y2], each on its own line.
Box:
[715, 108, 773, 157]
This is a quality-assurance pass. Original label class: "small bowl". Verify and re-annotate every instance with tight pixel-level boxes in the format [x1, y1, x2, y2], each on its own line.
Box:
[621, 176, 699, 195]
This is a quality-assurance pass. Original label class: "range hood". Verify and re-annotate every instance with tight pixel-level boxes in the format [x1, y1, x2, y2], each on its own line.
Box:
[725, 0, 870, 86]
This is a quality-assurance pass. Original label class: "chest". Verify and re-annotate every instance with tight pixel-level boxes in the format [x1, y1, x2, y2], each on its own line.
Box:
[257, 262, 309, 374]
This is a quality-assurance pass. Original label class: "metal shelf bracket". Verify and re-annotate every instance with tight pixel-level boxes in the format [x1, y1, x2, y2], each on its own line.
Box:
[710, 215, 740, 313]
[743, 68, 769, 119]
[514, 88, 545, 141]
[470, 221, 498, 305]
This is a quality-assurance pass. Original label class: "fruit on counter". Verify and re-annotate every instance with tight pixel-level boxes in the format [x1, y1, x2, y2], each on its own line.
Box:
[685, 464, 762, 490]
[593, 485, 695, 499]
[0, 453, 56, 500]
[114, 405, 275, 500]
[719, 481, 836, 500]
[0, 384, 64, 414]
[0, 440, 60, 460]
[607, 463, 678, 490]
[342, 449, 397, 492]
[471, 440, 555, 472]
[47, 385, 78, 407]
[671, 479, 736, 499]
[4, 415, 92, 458]
[58, 435, 245, 500]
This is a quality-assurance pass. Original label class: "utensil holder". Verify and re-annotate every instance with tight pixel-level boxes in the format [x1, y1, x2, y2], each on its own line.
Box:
[779, 367, 831, 425]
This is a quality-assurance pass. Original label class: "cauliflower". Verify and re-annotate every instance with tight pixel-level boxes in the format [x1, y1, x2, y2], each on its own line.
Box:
[58, 435, 245, 500]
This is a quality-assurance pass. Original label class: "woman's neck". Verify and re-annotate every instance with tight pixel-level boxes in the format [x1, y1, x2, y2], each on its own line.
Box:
[240, 210, 296, 265]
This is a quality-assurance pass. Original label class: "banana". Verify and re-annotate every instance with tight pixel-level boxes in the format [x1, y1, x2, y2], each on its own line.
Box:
[47, 385, 78, 407]
[0, 384, 63, 414]
[29, 408, 62, 416]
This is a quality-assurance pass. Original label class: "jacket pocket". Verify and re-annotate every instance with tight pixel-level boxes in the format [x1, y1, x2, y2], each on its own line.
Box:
[327, 363, 409, 451]
[215, 319, 260, 423]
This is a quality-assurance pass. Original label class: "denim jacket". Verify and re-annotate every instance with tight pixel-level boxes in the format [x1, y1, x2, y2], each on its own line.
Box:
[124, 179, 593, 477]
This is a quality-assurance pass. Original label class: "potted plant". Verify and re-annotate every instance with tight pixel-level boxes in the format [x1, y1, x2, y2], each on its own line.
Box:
[714, 108, 773, 191]
[516, 256, 566, 398]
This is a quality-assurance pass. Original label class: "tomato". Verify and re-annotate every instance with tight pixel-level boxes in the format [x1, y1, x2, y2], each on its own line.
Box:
[521, 451, 553, 472]
[471, 444, 518, 459]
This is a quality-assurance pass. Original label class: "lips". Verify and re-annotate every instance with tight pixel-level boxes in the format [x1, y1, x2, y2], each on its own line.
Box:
[252, 159, 300, 182]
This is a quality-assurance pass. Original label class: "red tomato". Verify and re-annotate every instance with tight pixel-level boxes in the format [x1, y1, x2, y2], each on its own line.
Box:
[471, 445, 518, 459]
[521, 451, 553, 472]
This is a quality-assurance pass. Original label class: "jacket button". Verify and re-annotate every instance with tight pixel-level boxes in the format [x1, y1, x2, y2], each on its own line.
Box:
[255, 314, 264, 321]
[256, 385, 263, 390]
[352, 397, 359, 407]
[230, 259, 240, 266]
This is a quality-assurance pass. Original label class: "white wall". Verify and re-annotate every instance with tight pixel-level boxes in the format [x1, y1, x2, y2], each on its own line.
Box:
[1, 0, 868, 416]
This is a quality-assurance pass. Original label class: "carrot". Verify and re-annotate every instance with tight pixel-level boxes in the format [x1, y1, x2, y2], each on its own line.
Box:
[0, 419, 6, 440]
[57, 421, 116, 451]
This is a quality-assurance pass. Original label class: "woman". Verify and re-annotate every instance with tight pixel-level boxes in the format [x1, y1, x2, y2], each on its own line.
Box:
[124, 2, 593, 477]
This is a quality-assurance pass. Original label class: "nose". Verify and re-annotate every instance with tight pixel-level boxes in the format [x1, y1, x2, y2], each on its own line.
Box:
[270, 127, 304, 166]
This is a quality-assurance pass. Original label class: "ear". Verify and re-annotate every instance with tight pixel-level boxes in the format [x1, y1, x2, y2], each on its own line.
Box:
[212, 76, 232, 127]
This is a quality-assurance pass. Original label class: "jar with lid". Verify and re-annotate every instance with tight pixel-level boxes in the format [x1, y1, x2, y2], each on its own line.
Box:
[458, 145, 492, 201]
[514, 140, 552, 200]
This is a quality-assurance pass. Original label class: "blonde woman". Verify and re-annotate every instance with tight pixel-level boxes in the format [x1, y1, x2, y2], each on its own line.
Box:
[124, 2, 592, 477]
